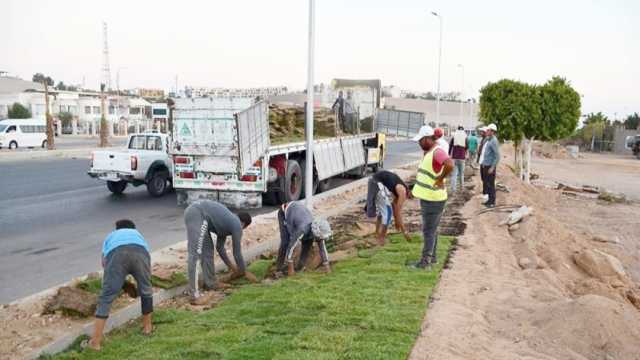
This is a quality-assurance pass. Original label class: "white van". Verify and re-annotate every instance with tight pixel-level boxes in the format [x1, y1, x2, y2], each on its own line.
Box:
[0, 118, 48, 149]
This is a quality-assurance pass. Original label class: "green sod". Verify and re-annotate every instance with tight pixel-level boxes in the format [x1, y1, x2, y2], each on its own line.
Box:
[51, 234, 452, 360]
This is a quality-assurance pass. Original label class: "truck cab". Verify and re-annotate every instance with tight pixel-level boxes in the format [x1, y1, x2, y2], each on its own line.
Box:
[88, 132, 173, 197]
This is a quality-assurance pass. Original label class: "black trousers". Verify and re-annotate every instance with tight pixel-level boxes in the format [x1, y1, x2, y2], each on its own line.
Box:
[480, 165, 496, 205]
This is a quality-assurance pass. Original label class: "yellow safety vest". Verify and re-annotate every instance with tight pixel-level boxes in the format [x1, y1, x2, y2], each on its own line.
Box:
[412, 146, 447, 201]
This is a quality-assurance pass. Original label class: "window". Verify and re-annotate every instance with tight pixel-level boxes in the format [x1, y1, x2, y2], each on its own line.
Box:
[152, 108, 167, 116]
[59, 105, 66, 113]
[38, 125, 46, 133]
[7, 125, 17, 132]
[129, 135, 146, 150]
[85, 106, 91, 114]
[68, 106, 77, 115]
[0, 124, 6, 132]
[92, 106, 100, 114]
[19, 125, 30, 133]
[129, 107, 140, 115]
[146, 136, 161, 150]
[109, 106, 115, 115]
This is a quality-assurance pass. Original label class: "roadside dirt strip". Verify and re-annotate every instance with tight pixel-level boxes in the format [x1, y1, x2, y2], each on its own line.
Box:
[410, 157, 640, 360]
[1, 162, 421, 360]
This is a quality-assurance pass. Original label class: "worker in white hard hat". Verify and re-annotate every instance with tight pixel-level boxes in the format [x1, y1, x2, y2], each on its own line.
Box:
[410, 125, 454, 269]
[480, 123, 500, 208]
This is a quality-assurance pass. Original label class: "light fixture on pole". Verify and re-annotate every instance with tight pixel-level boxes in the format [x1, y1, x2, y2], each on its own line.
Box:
[431, 11, 443, 126]
[305, 0, 315, 209]
[457, 64, 464, 127]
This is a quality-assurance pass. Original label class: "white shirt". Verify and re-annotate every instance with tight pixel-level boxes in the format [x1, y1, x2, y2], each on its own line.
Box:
[437, 137, 449, 155]
[479, 138, 487, 164]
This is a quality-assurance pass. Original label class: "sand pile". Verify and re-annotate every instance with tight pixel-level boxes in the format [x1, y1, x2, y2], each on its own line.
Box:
[410, 147, 640, 360]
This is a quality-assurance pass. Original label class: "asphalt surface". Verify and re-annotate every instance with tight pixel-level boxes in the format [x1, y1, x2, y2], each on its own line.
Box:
[0, 140, 422, 303]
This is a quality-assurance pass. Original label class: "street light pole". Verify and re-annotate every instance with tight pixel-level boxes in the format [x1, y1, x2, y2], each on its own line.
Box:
[457, 64, 464, 127]
[431, 11, 443, 125]
[305, 0, 315, 209]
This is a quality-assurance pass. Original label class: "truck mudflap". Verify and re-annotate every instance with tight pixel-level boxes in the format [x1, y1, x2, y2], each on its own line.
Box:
[177, 189, 262, 209]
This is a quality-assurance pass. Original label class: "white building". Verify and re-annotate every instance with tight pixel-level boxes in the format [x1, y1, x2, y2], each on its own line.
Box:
[186, 86, 287, 99]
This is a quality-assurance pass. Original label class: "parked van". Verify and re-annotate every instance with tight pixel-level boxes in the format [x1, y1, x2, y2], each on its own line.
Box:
[0, 118, 48, 149]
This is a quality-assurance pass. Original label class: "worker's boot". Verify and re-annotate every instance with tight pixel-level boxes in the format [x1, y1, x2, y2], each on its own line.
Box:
[287, 262, 295, 277]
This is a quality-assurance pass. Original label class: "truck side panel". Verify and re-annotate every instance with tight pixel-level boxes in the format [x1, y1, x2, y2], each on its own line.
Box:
[236, 101, 270, 176]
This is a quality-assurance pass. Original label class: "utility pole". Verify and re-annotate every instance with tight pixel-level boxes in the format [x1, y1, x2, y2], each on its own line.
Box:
[431, 11, 443, 125]
[457, 64, 464, 127]
[99, 83, 109, 147]
[305, 0, 315, 209]
[44, 81, 55, 149]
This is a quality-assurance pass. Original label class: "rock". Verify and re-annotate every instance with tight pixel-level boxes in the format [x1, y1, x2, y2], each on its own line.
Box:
[573, 249, 626, 280]
[626, 290, 640, 310]
[518, 257, 535, 270]
[42, 286, 97, 317]
[509, 223, 520, 232]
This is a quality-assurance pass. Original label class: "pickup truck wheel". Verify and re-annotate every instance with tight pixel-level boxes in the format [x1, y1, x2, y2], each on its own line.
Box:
[284, 160, 302, 202]
[147, 172, 168, 197]
[107, 180, 127, 194]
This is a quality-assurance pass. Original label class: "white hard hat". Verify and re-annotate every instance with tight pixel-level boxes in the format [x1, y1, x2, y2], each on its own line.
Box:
[311, 218, 332, 240]
[412, 125, 435, 142]
[487, 123, 498, 131]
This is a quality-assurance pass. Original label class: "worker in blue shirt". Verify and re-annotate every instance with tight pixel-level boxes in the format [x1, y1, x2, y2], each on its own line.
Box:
[86, 219, 153, 351]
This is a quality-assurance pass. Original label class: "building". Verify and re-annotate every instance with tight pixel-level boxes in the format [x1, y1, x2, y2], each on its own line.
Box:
[0, 75, 156, 136]
[382, 97, 479, 132]
[151, 102, 168, 132]
[186, 86, 287, 99]
[135, 88, 165, 100]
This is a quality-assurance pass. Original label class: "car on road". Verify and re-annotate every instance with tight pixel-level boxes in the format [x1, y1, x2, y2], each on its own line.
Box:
[88, 132, 173, 197]
[0, 118, 48, 149]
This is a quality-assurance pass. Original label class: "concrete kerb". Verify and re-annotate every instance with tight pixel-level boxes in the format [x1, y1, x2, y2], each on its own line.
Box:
[26, 159, 421, 359]
[0, 148, 92, 162]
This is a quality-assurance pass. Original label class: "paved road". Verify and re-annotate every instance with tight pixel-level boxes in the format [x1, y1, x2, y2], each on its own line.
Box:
[0, 141, 422, 303]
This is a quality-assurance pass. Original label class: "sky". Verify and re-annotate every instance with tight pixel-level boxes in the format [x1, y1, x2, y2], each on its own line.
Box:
[3, 0, 639, 118]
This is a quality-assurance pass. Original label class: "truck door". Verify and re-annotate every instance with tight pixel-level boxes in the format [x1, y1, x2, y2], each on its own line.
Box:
[235, 101, 270, 176]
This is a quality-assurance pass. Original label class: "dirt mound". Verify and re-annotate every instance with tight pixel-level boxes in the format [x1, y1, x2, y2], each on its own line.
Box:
[529, 295, 640, 359]
[533, 141, 570, 159]
[42, 287, 97, 317]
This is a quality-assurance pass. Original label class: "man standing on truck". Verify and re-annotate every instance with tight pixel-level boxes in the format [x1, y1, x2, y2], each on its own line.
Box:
[86, 219, 153, 351]
[183, 200, 258, 305]
[365, 170, 412, 242]
[275, 201, 332, 276]
[411, 125, 454, 269]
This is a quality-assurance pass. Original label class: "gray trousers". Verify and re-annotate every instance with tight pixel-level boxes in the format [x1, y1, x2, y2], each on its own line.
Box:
[450, 159, 465, 192]
[420, 200, 446, 263]
[96, 245, 153, 318]
[184, 205, 218, 298]
[366, 177, 378, 218]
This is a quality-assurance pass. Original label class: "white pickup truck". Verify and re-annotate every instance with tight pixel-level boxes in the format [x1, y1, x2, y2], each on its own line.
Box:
[88, 132, 173, 197]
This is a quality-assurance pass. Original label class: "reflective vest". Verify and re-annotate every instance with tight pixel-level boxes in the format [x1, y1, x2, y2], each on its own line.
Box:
[412, 146, 447, 201]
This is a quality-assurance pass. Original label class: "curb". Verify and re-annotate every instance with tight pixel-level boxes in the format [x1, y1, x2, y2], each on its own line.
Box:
[25, 160, 421, 359]
[0, 148, 93, 162]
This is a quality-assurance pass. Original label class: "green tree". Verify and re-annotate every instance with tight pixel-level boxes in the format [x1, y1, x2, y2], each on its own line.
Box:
[624, 113, 639, 130]
[8, 103, 32, 118]
[55, 81, 67, 91]
[58, 111, 74, 128]
[32, 73, 54, 86]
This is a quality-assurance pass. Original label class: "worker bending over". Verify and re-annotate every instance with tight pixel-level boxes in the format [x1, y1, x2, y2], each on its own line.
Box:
[276, 201, 332, 276]
[366, 170, 412, 242]
[184, 200, 257, 305]
[87, 219, 153, 351]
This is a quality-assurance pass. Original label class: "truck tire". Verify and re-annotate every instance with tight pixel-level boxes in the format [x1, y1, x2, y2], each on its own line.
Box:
[318, 178, 332, 193]
[284, 159, 302, 202]
[147, 172, 168, 197]
[107, 180, 127, 194]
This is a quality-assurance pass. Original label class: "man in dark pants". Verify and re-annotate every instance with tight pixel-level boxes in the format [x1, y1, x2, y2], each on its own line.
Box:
[480, 124, 500, 208]
[184, 200, 257, 305]
[411, 125, 454, 269]
[476, 126, 489, 200]
[87, 219, 153, 351]
[276, 201, 331, 276]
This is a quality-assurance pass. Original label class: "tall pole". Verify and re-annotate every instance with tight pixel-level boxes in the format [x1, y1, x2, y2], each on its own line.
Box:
[305, 0, 315, 209]
[457, 64, 464, 127]
[44, 81, 54, 149]
[432, 12, 443, 125]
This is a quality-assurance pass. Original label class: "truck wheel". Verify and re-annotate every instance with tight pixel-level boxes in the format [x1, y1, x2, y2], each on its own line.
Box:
[9, 141, 17, 150]
[318, 178, 332, 193]
[147, 172, 168, 197]
[284, 160, 302, 202]
[107, 180, 127, 194]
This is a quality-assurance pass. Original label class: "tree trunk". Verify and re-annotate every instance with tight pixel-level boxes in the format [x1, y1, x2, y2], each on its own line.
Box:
[525, 137, 534, 184]
[513, 142, 520, 174]
[99, 87, 109, 147]
[44, 82, 55, 150]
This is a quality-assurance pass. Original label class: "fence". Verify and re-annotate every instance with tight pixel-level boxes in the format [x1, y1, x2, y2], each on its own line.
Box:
[375, 108, 424, 137]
